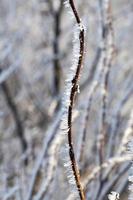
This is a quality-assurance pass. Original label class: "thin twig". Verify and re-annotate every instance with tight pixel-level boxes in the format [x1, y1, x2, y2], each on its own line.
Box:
[26, 110, 62, 200]
[64, 0, 85, 199]
[96, 0, 115, 198]
[47, 0, 63, 98]
[0, 67, 28, 162]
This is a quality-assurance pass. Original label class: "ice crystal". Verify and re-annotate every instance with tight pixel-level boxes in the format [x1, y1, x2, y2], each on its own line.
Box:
[108, 191, 120, 200]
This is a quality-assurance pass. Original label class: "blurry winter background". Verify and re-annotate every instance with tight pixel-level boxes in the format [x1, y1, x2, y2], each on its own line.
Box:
[0, 0, 133, 199]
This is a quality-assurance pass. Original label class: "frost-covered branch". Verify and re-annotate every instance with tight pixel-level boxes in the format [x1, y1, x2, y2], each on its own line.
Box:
[83, 155, 131, 186]
[62, 0, 85, 199]
[26, 110, 62, 200]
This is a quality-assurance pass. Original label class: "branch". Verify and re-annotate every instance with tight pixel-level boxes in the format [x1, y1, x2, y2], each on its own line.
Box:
[62, 0, 85, 199]
[0, 60, 20, 84]
[26, 110, 62, 200]
[0, 66, 28, 163]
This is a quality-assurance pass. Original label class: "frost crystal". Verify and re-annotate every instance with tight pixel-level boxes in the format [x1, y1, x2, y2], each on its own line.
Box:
[108, 191, 119, 200]
[128, 138, 133, 200]
[127, 111, 133, 200]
